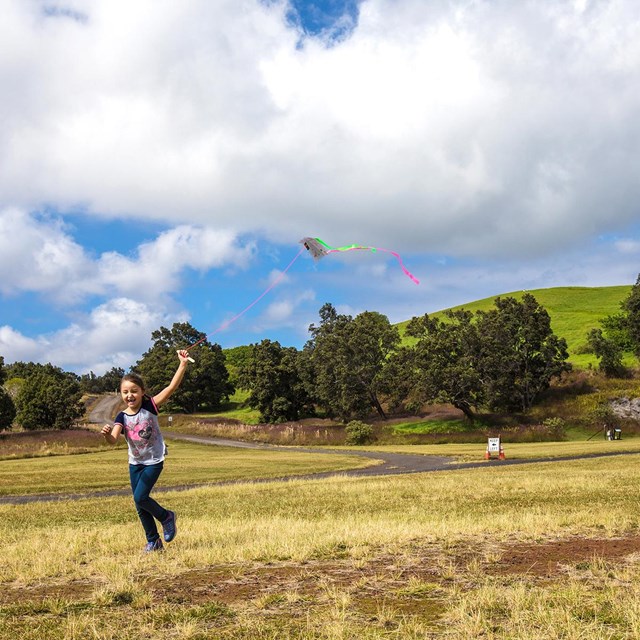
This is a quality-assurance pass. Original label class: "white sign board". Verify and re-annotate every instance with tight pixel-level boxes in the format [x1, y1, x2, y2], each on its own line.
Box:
[487, 437, 501, 453]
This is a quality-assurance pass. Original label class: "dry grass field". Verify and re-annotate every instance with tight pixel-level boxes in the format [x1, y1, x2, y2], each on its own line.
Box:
[2, 429, 640, 639]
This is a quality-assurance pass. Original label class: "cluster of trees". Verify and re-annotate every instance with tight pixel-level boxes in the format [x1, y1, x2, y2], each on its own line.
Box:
[0, 360, 84, 431]
[78, 368, 125, 394]
[239, 294, 572, 423]
[11, 283, 634, 430]
[588, 275, 640, 377]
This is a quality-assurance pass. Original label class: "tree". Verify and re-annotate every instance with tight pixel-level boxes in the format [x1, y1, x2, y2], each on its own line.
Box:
[403, 310, 483, 421]
[79, 371, 100, 393]
[79, 367, 125, 394]
[476, 294, 571, 412]
[301, 303, 350, 418]
[238, 340, 312, 423]
[100, 367, 126, 392]
[599, 313, 634, 352]
[302, 304, 400, 421]
[348, 311, 401, 419]
[6, 361, 49, 380]
[622, 274, 640, 358]
[589, 274, 640, 369]
[15, 364, 84, 430]
[0, 356, 16, 431]
[587, 328, 626, 377]
[223, 345, 253, 389]
[0, 391, 15, 431]
[135, 322, 234, 413]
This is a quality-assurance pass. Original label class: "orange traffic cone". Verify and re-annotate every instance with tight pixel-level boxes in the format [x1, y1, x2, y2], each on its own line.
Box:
[499, 446, 505, 460]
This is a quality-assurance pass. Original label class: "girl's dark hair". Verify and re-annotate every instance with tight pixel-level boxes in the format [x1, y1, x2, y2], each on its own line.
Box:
[121, 372, 146, 391]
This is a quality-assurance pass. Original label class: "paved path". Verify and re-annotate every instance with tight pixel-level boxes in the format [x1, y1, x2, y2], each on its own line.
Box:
[163, 432, 640, 477]
[2, 428, 639, 505]
[165, 432, 457, 477]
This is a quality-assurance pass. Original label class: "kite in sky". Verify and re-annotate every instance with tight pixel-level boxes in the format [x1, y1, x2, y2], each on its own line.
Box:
[300, 237, 420, 285]
[184, 237, 419, 356]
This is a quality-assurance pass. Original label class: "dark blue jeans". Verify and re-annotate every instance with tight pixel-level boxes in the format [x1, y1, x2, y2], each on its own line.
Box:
[129, 462, 168, 543]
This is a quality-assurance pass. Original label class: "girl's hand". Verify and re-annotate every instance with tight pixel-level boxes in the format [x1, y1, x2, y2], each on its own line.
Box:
[176, 349, 194, 364]
[101, 424, 112, 436]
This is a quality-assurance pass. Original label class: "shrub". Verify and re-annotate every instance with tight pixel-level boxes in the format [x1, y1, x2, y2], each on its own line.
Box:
[542, 417, 565, 430]
[345, 420, 374, 445]
[541, 417, 567, 439]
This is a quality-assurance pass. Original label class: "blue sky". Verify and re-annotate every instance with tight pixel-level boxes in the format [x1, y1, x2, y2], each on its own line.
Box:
[1, 0, 640, 374]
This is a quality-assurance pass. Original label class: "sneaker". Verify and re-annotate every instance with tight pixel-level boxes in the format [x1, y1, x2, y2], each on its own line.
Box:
[162, 510, 177, 543]
[144, 538, 164, 553]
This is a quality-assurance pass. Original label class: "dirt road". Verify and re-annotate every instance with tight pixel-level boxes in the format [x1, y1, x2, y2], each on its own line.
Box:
[87, 394, 122, 424]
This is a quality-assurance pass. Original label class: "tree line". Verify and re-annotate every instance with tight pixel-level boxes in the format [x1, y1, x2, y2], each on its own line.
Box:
[239, 294, 571, 423]
[2, 280, 640, 431]
[236, 278, 640, 423]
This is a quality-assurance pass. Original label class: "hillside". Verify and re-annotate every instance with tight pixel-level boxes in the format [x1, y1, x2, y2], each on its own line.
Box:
[398, 285, 632, 368]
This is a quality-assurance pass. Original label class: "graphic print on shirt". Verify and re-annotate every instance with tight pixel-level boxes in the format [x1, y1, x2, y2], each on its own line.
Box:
[127, 416, 156, 457]
[137, 423, 153, 440]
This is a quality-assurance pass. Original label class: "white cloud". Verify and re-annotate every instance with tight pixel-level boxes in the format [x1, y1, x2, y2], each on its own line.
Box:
[0, 207, 257, 372]
[0, 297, 187, 374]
[0, 207, 252, 303]
[0, 208, 94, 300]
[0, 325, 41, 363]
[97, 226, 254, 302]
[264, 299, 296, 324]
[1, 1, 639, 258]
[262, 288, 316, 324]
[48, 297, 186, 372]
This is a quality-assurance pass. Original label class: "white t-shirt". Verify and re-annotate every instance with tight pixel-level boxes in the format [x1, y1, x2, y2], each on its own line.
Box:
[114, 395, 166, 465]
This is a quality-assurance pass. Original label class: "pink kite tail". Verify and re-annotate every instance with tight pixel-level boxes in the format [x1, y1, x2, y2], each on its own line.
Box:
[326, 245, 420, 285]
[383, 248, 420, 285]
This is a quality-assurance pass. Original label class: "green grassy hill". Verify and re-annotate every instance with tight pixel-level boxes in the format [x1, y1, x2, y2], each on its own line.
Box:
[398, 285, 632, 368]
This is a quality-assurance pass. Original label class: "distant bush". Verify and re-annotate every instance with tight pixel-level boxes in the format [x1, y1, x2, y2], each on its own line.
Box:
[345, 420, 374, 445]
[541, 417, 567, 439]
[542, 417, 565, 430]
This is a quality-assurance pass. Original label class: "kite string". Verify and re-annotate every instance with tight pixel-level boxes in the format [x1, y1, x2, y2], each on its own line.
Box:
[186, 246, 306, 353]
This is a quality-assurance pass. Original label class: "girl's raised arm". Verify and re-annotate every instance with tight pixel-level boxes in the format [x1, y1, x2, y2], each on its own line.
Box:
[153, 350, 190, 408]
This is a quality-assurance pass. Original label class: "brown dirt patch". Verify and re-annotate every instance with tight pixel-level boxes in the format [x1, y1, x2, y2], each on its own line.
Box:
[4, 535, 640, 610]
[0, 578, 98, 604]
[490, 535, 640, 577]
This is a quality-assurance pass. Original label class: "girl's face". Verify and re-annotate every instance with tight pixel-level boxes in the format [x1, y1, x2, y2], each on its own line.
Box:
[121, 381, 144, 412]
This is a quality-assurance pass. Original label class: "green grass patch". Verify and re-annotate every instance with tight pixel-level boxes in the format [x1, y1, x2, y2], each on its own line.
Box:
[390, 418, 472, 434]
[192, 388, 262, 424]
[397, 285, 632, 367]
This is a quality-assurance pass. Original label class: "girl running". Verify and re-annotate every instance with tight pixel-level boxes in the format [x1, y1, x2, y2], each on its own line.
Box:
[101, 350, 190, 552]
